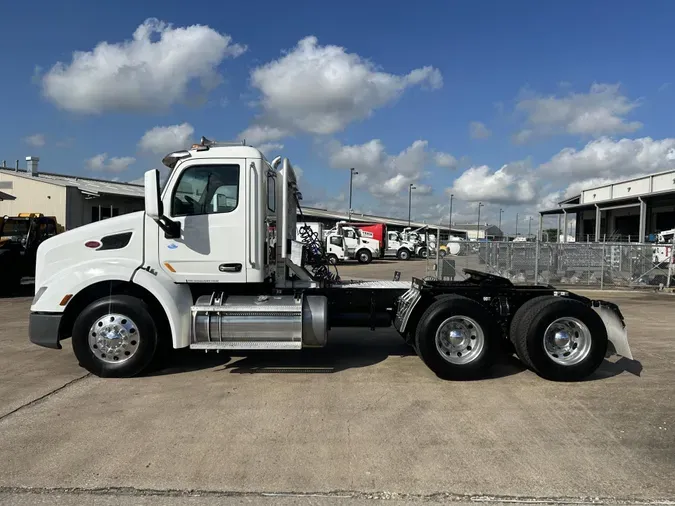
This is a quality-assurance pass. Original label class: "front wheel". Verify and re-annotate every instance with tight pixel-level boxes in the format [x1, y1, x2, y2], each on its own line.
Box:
[510, 296, 608, 381]
[327, 254, 339, 265]
[71, 295, 159, 378]
[415, 295, 499, 380]
[357, 249, 372, 264]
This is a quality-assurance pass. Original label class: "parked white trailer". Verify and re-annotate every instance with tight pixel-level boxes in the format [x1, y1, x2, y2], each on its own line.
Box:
[28, 137, 633, 382]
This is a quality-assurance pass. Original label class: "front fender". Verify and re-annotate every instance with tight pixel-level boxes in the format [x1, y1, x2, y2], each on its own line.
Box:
[132, 268, 193, 349]
[31, 259, 140, 313]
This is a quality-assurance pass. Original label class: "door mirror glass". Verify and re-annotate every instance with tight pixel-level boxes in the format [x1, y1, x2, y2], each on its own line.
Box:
[144, 169, 162, 219]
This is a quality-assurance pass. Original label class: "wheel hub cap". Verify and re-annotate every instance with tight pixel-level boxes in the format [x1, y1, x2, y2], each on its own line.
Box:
[435, 316, 485, 365]
[543, 317, 592, 366]
[88, 313, 140, 364]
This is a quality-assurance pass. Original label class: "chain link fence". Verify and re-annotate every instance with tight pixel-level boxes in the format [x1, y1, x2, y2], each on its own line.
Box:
[430, 239, 675, 289]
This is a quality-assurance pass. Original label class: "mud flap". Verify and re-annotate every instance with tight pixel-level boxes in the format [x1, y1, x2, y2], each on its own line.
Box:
[593, 305, 633, 360]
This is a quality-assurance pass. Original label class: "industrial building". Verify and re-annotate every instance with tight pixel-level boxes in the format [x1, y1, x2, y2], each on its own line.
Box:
[448, 223, 504, 241]
[539, 168, 675, 242]
[0, 157, 145, 230]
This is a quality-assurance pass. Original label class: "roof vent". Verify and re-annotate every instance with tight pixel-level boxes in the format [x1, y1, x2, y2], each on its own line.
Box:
[26, 156, 39, 177]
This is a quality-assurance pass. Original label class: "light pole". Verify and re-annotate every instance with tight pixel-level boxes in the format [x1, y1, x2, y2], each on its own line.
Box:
[348, 167, 358, 221]
[408, 183, 416, 226]
[528, 216, 532, 238]
[477, 202, 484, 240]
[515, 213, 519, 237]
[449, 193, 454, 233]
[498, 208, 504, 235]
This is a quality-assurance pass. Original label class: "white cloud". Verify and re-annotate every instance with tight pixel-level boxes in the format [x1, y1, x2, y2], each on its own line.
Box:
[540, 136, 675, 180]
[434, 152, 458, 169]
[258, 142, 284, 158]
[449, 162, 537, 205]
[237, 125, 289, 145]
[329, 139, 440, 198]
[138, 123, 194, 155]
[42, 18, 246, 114]
[247, 36, 442, 137]
[23, 134, 45, 147]
[469, 121, 491, 139]
[86, 153, 135, 173]
[514, 83, 642, 142]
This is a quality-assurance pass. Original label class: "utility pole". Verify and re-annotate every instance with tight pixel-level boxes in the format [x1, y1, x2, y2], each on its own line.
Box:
[348, 167, 358, 221]
[449, 193, 454, 235]
[408, 183, 416, 226]
[477, 202, 484, 241]
[515, 213, 519, 236]
[498, 208, 503, 235]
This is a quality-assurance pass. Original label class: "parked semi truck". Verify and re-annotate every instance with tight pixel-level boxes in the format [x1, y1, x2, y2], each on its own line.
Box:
[28, 138, 632, 381]
[351, 222, 416, 261]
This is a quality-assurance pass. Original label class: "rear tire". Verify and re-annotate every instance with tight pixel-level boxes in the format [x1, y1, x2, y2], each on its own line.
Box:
[511, 296, 608, 381]
[71, 295, 159, 378]
[418, 247, 428, 259]
[397, 248, 411, 261]
[357, 249, 372, 264]
[415, 295, 499, 380]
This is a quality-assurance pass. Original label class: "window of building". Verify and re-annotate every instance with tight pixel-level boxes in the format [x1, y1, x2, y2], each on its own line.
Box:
[172, 164, 240, 217]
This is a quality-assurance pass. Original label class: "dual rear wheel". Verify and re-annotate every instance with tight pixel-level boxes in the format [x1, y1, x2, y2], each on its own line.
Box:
[413, 294, 608, 381]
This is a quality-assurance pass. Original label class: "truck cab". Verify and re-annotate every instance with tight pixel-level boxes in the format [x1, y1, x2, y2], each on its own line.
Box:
[385, 230, 414, 260]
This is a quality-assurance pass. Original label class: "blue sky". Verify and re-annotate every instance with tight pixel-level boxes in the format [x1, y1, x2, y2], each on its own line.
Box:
[2, 0, 675, 231]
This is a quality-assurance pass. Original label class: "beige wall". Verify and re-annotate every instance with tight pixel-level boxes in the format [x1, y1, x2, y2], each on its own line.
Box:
[0, 174, 67, 230]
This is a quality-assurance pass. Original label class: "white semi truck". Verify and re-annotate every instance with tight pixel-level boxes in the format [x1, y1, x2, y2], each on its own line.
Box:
[321, 221, 380, 264]
[28, 138, 632, 381]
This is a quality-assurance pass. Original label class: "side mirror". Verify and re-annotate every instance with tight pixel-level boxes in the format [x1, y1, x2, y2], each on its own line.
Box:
[144, 169, 162, 220]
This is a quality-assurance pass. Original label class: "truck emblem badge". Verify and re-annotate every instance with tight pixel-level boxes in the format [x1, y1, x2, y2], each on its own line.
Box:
[167, 243, 178, 249]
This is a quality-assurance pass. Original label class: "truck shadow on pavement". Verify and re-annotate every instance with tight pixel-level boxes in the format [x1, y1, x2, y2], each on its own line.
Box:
[150, 331, 528, 380]
[150, 336, 642, 381]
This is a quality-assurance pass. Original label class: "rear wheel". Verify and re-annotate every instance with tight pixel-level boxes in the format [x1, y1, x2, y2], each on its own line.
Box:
[357, 249, 372, 264]
[397, 248, 411, 261]
[415, 295, 499, 380]
[71, 295, 158, 378]
[418, 247, 428, 259]
[510, 296, 608, 381]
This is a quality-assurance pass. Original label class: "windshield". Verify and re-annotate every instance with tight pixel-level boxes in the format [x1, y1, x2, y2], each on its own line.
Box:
[0, 218, 29, 237]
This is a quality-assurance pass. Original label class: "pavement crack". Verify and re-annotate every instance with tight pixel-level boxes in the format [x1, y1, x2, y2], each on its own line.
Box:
[0, 486, 673, 505]
[0, 373, 90, 423]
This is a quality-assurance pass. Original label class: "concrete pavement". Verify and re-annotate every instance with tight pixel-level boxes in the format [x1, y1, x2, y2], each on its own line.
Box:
[0, 273, 673, 505]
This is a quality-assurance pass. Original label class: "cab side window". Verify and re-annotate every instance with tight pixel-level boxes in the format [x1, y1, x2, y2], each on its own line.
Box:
[330, 236, 343, 246]
[172, 164, 240, 217]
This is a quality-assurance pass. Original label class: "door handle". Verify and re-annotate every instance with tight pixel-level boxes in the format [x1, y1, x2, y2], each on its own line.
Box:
[219, 263, 242, 273]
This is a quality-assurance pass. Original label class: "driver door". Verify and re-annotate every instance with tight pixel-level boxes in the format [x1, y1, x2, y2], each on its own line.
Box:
[158, 159, 248, 283]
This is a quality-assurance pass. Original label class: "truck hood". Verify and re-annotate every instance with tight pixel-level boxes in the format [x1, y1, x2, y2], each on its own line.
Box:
[34, 211, 145, 289]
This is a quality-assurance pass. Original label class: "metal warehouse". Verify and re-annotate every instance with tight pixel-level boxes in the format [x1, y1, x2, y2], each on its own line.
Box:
[539, 168, 675, 241]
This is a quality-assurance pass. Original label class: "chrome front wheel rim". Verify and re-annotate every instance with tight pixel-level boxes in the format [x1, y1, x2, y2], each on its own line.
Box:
[435, 315, 485, 365]
[88, 313, 140, 364]
[543, 317, 592, 366]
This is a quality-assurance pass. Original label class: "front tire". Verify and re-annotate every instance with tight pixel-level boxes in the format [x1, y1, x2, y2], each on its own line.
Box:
[71, 295, 159, 378]
[415, 295, 499, 380]
[510, 296, 608, 381]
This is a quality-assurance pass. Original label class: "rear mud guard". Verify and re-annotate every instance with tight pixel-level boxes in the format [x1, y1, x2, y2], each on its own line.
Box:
[592, 303, 633, 360]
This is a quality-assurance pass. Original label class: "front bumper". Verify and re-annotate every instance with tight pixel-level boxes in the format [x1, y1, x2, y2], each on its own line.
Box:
[29, 312, 63, 349]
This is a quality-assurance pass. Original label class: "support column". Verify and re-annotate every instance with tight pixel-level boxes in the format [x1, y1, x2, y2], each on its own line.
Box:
[638, 198, 647, 242]
[594, 205, 601, 242]
[563, 210, 568, 243]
